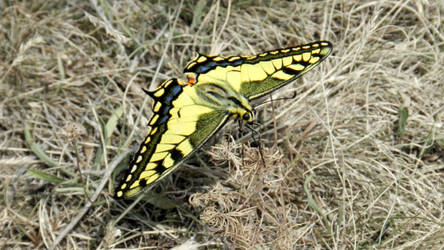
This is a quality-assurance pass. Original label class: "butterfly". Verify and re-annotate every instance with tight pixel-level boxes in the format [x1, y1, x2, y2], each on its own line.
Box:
[115, 41, 332, 198]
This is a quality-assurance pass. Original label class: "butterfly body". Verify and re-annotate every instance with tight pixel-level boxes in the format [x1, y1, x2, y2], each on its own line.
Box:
[115, 41, 332, 198]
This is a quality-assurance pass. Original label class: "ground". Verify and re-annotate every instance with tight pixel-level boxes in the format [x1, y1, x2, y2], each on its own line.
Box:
[0, 0, 443, 249]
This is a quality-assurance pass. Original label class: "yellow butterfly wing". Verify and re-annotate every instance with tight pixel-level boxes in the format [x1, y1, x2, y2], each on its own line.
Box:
[184, 41, 332, 100]
[115, 79, 230, 198]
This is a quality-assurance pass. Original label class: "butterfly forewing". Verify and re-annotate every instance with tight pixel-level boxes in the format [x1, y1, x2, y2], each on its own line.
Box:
[184, 41, 332, 100]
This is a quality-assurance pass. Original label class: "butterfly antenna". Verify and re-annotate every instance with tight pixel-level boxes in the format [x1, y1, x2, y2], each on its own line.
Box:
[255, 91, 298, 108]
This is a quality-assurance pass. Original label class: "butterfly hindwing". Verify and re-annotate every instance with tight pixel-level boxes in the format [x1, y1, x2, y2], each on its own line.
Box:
[184, 41, 332, 100]
[115, 79, 229, 198]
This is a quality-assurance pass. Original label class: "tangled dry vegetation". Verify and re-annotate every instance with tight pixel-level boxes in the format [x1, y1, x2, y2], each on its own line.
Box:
[0, 0, 443, 249]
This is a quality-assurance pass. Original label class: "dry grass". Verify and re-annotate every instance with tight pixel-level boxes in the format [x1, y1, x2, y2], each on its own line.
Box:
[1, 0, 443, 249]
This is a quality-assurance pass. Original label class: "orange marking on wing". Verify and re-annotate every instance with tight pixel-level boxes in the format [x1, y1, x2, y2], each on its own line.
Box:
[186, 73, 197, 86]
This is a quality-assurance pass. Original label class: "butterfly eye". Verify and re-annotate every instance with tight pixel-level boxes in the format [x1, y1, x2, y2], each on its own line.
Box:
[242, 113, 251, 121]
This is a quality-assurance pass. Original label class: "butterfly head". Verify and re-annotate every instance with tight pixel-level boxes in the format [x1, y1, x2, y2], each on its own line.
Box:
[227, 102, 254, 125]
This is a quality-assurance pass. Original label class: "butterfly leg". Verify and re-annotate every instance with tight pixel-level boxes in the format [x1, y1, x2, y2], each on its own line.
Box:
[246, 122, 266, 168]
